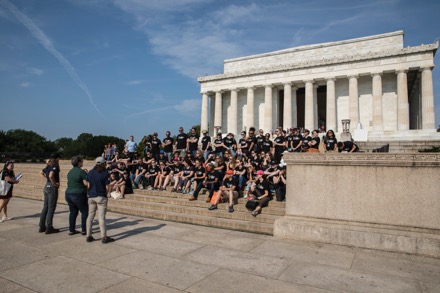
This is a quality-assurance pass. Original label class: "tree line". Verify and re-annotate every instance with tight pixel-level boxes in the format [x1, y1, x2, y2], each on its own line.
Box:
[0, 129, 125, 162]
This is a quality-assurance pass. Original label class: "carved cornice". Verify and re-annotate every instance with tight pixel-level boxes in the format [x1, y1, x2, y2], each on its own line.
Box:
[283, 153, 440, 167]
[198, 44, 438, 83]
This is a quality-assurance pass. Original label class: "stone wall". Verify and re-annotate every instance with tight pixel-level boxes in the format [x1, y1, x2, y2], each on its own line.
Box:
[274, 153, 440, 257]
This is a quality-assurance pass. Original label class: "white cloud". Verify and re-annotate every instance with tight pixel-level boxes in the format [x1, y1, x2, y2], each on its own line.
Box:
[27, 67, 43, 76]
[174, 98, 200, 116]
[20, 81, 30, 87]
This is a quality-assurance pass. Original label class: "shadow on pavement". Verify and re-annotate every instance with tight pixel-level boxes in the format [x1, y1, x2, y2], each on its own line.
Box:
[111, 223, 166, 240]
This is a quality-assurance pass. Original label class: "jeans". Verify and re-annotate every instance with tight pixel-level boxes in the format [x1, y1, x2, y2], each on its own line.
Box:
[86, 196, 108, 238]
[39, 182, 59, 229]
[193, 182, 218, 199]
[65, 192, 88, 232]
[130, 174, 145, 188]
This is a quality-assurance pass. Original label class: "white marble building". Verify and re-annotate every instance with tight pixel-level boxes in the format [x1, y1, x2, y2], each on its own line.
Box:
[198, 31, 438, 141]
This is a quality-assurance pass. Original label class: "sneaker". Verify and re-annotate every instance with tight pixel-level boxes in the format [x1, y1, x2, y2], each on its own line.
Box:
[102, 237, 115, 244]
[2, 216, 13, 221]
[171, 188, 176, 192]
[188, 190, 194, 195]
[228, 205, 234, 213]
[208, 204, 217, 210]
[45, 228, 60, 234]
[182, 189, 187, 194]
[139, 186, 144, 190]
[0, 219, 3, 223]
[251, 210, 258, 217]
[68, 230, 80, 236]
[86, 236, 94, 243]
[148, 187, 153, 191]
[188, 197, 197, 201]
[38, 227, 46, 233]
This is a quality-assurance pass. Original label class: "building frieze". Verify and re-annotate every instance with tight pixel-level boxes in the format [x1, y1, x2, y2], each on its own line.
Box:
[198, 44, 438, 83]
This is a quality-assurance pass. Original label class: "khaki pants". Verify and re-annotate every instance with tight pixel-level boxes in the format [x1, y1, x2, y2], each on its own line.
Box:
[86, 196, 108, 238]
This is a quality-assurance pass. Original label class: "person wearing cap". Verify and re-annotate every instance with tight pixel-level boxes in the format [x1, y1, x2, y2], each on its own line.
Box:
[158, 150, 168, 165]
[213, 132, 224, 157]
[209, 169, 238, 212]
[84, 157, 114, 244]
[150, 132, 162, 161]
[201, 130, 212, 160]
[248, 170, 272, 217]
[264, 160, 280, 185]
[65, 156, 88, 236]
[39, 153, 61, 234]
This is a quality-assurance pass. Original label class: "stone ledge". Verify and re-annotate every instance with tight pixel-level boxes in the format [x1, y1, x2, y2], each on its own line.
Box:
[274, 215, 440, 258]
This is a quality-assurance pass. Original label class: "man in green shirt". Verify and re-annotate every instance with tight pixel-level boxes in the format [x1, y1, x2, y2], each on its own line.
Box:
[65, 156, 88, 235]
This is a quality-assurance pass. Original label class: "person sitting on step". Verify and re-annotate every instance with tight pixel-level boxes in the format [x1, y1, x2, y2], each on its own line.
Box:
[208, 169, 238, 213]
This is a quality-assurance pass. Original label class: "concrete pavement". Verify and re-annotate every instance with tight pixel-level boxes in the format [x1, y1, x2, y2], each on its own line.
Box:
[0, 197, 439, 293]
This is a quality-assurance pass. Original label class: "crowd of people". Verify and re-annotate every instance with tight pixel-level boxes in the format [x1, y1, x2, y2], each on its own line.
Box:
[101, 126, 359, 217]
[0, 126, 359, 244]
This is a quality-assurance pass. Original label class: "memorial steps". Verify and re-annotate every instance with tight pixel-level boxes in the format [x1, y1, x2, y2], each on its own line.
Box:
[13, 162, 285, 235]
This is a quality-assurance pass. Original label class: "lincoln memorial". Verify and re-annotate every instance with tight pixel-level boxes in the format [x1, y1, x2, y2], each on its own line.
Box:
[198, 31, 438, 141]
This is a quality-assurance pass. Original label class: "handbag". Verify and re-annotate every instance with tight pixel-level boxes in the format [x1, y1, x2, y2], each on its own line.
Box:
[0, 171, 11, 196]
[210, 191, 221, 204]
[110, 191, 123, 199]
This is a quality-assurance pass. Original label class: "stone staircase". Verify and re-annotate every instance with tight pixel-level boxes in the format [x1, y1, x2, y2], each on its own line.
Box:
[12, 162, 285, 235]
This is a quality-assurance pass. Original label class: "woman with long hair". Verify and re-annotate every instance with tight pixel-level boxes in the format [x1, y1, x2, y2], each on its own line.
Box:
[324, 129, 338, 152]
[0, 161, 20, 222]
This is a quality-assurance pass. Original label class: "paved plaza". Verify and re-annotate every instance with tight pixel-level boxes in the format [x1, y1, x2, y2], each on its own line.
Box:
[0, 198, 439, 293]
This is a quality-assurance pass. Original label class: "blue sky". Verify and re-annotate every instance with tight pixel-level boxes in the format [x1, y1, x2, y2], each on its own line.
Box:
[1, 0, 439, 141]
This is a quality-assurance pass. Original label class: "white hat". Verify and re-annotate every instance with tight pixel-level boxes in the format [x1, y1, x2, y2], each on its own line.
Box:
[96, 156, 105, 164]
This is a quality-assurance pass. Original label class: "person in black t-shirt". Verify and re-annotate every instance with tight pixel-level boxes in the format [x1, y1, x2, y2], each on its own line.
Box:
[289, 128, 302, 153]
[248, 170, 272, 217]
[169, 158, 184, 192]
[213, 133, 224, 156]
[337, 141, 359, 153]
[223, 133, 237, 157]
[301, 129, 312, 152]
[162, 131, 174, 162]
[189, 159, 205, 197]
[234, 159, 247, 191]
[191, 163, 219, 202]
[150, 132, 162, 160]
[273, 128, 286, 162]
[130, 157, 148, 189]
[175, 127, 188, 157]
[262, 133, 273, 154]
[247, 127, 257, 152]
[178, 159, 194, 193]
[308, 130, 321, 152]
[39, 154, 61, 234]
[145, 159, 159, 190]
[156, 161, 171, 191]
[187, 128, 200, 156]
[237, 131, 248, 158]
[209, 170, 238, 212]
[201, 130, 212, 160]
[324, 130, 338, 151]
[256, 129, 265, 152]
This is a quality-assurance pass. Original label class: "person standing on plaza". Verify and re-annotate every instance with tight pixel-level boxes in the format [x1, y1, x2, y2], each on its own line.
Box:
[65, 156, 88, 235]
[125, 135, 138, 161]
[39, 153, 61, 234]
[151, 132, 162, 161]
[0, 160, 20, 223]
[85, 156, 114, 244]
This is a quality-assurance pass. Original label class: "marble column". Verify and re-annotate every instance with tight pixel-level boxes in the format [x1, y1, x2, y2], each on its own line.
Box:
[230, 89, 238, 135]
[209, 95, 215, 135]
[292, 86, 298, 127]
[304, 80, 314, 131]
[264, 85, 273, 133]
[372, 73, 383, 132]
[246, 87, 255, 130]
[349, 75, 359, 132]
[200, 92, 209, 133]
[283, 82, 292, 129]
[326, 78, 336, 132]
[214, 91, 223, 132]
[313, 84, 318, 130]
[397, 70, 409, 131]
[421, 67, 435, 129]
